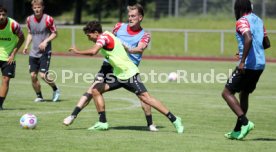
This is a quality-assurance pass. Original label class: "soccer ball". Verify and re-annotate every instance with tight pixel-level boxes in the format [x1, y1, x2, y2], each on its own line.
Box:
[20, 113, 37, 129]
[168, 72, 178, 81]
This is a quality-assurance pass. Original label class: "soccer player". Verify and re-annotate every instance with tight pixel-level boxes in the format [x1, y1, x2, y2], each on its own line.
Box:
[222, 0, 270, 140]
[63, 4, 158, 131]
[68, 21, 184, 133]
[23, 0, 60, 102]
[0, 5, 25, 110]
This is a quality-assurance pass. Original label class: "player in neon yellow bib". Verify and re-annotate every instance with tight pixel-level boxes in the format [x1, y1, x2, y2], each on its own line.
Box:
[99, 31, 139, 80]
[0, 5, 25, 110]
[69, 21, 184, 133]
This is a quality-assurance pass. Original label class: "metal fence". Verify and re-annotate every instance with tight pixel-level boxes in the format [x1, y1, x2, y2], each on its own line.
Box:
[58, 25, 276, 55]
[155, 0, 276, 18]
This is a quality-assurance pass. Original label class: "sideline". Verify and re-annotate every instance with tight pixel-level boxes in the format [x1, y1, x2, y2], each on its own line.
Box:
[50, 52, 276, 63]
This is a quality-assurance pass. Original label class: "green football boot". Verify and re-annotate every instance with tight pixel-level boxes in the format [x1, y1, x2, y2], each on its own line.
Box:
[224, 131, 240, 139]
[173, 116, 184, 133]
[88, 122, 109, 131]
[237, 121, 254, 140]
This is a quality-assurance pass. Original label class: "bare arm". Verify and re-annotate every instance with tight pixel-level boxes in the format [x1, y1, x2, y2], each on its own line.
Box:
[69, 44, 102, 56]
[238, 31, 252, 71]
[23, 33, 32, 54]
[8, 33, 25, 64]
[263, 36, 270, 49]
[126, 42, 147, 54]
[39, 31, 58, 51]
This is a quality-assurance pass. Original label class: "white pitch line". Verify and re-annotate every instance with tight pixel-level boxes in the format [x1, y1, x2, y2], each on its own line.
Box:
[11, 80, 276, 101]
[33, 97, 141, 115]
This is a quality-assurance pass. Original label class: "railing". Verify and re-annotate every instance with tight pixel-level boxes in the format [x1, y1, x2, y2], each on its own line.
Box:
[56, 25, 276, 55]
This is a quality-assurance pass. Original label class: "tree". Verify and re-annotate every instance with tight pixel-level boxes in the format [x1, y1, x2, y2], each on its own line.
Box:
[74, 0, 84, 24]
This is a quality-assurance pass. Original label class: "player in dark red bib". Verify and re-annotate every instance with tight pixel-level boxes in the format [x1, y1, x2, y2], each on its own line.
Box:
[23, 0, 60, 102]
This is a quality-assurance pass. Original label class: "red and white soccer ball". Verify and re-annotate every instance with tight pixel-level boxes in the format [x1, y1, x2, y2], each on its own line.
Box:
[168, 72, 178, 81]
[20, 113, 37, 129]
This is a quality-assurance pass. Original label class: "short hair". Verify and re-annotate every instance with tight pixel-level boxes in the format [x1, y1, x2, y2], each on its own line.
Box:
[83, 21, 103, 34]
[0, 5, 7, 13]
[31, 0, 44, 6]
[127, 3, 144, 16]
[234, 0, 252, 20]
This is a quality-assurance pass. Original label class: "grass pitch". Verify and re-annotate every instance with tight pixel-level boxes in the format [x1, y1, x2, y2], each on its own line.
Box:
[0, 55, 275, 152]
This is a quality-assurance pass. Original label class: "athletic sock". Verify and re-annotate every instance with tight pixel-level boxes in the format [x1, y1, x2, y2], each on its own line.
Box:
[238, 114, 248, 126]
[0, 97, 5, 108]
[71, 107, 82, 117]
[145, 115, 153, 126]
[166, 111, 177, 123]
[98, 111, 107, 123]
[234, 119, 242, 132]
[52, 85, 58, 91]
[36, 92, 43, 99]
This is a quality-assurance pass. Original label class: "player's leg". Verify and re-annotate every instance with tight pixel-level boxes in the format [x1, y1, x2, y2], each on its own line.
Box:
[123, 74, 184, 133]
[239, 91, 249, 114]
[139, 100, 158, 131]
[107, 73, 157, 131]
[222, 67, 251, 139]
[39, 72, 60, 101]
[29, 56, 43, 102]
[0, 76, 10, 110]
[87, 82, 112, 130]
[39, 52, 60, 102]
[63, 62, 112, 126]
[0, 61, 15, 110]
[228, 91, 249, 136]
[63, 82, 96, 126]
[235, 69, 263, 139]
[222, 88, 244, 116]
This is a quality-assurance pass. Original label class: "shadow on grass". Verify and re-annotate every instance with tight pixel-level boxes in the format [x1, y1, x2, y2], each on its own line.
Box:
[65, 127, 88, 130]
[43, 99, 67, 102]
[249, 138, 276, 141]
[1, 108, 35, 110]
[64, 125, 165, 131]
[110, 125, 165, 131]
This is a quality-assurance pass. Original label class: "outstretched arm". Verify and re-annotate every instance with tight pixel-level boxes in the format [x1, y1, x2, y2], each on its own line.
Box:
[69, 44, 102, 56]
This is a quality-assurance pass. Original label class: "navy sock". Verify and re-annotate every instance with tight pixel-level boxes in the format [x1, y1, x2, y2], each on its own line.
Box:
[145, 115, 153, 126]
[52, 85, 58, 91]
[238, 115, 248, 126]
[71, 107, 82, 117]
[36, 92, 43, 99]
[98, 111, 107, 123]
[0, 97, 5, 108]
[234, 119, 242, 131]
[166, 112, 177, 123]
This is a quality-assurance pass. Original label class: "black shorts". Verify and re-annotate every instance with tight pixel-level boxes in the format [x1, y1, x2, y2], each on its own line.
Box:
[225, 67, 263, 93]
[0, 61, 16, 78]
[29, 52, 51, 73]
[106, 73, 147, 95]
[95, 61, 114, 82]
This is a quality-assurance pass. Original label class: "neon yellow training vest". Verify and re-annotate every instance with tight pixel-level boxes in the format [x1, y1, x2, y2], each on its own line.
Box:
[100, 31, 139, 80]
[0, 18, 18, 61]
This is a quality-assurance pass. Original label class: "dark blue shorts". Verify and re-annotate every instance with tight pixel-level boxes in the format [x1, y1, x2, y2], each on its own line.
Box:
[0, 61, 16, 78]
[106, 73, 147, 95]
[225, 67, 263, 93]
[29, 52, 51, 73]
[95, 62, 147, 95]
